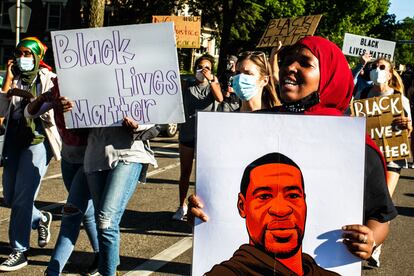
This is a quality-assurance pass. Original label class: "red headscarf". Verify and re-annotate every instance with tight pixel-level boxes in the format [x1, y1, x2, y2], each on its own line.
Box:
[294, 36, 387, 177]
[294, 36, 354, 116]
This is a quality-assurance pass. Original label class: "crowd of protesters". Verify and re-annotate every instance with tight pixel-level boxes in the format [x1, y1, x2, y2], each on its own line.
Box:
[0, 32, 411, 275]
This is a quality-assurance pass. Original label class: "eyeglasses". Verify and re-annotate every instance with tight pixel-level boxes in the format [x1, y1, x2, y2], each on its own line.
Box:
[238, 51, 269, 73]
[371, 64, 386, 71]
[196, 65, 211, 71]
[14, 49, 33, 58]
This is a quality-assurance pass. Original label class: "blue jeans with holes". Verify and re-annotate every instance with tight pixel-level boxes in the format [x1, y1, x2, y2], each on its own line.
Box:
[2, 127, 52, 252]
[86, 161, 142, 276]
[46, 159, 99, 275]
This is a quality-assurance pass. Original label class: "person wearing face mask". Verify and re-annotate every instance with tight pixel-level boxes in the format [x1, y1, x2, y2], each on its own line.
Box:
[0, 37, 62, 272]
[364, 58, 412, 198]
[188, 37, 397, 269]
[217, 55, 241, 112]
[232, 51, 280, 112]
[172, 54, 223, 221]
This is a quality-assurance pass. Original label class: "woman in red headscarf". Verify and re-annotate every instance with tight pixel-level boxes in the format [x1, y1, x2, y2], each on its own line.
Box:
[0, 37, 61, 271]
[189, 36, 397, 264]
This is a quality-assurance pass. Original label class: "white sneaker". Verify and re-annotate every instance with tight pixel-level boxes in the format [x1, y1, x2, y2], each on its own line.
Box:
[172, 206, 188, 221]
[368, 244, 382, 268]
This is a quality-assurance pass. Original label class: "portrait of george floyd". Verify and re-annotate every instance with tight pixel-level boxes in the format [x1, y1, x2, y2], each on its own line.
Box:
[193, 112, 367, 276]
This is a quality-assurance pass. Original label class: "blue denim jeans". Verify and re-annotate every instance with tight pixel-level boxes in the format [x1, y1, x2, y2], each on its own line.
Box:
[47, 159, 99, 275]
[2, 128, 52, 252]
[86, 161, 142, 276]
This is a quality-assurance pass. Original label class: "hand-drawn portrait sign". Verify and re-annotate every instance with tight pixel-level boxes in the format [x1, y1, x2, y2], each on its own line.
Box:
[257, 15, 322, 48]
[51, 23, 184, 129]
[152, 16, 201, 48]
[342, 33, 396, 60]
[351, 94, 411, 162]
[194, 112, 366, 276]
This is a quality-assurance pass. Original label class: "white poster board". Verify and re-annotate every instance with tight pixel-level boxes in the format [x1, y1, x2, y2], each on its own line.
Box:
[342, 33, 396, 60]
[51, 23, 185, 128]
[193, 112, 366, 276]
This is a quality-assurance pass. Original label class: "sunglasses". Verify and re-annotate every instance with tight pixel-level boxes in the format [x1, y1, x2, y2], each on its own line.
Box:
[14, 49, 33, 58]
[238, 51, 269, 73]
[196, 65, 211, 71]
[371, 64, 386, 71]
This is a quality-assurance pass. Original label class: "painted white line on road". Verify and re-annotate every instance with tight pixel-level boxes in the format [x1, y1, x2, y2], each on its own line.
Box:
[42, 173, 63, 180]
[147, 162, 180, 177]
[124, 237, 192, 276]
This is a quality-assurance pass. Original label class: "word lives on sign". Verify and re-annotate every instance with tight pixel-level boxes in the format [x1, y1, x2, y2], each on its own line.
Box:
[342, 33, 396, 60]
[257, 15, 322, 48]
[51, 23, 185, 129]
[351, 94, 411, 162]
[153, 15, 201, 48]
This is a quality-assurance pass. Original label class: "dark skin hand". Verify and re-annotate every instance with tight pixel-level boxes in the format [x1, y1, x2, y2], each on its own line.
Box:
[392, 117, 412, 135]
[342, 224, 375, 260]
[187, 194, 209, 225]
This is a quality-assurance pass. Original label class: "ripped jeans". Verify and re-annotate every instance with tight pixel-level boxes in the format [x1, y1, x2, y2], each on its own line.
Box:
[86, 161, 142, 276]
[47, 159, 99, 275]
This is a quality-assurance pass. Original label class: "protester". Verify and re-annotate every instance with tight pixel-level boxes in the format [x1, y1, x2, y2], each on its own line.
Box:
[188, 36, 397, 266]
[352, 52, 373, 99]
[172, 54, 223, 220]
[363, 58, 412, 197]
[25, 91, 100, 275]
[84, 119, 157, 275]
[232, 51, 280, 111]
[0, 37, 61, 272]
[217, 55, 241, 112]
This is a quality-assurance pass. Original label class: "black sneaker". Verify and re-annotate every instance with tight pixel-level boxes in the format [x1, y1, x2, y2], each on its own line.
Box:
[85, 253, 99, 276]
[0, 251, 28, 271]
[38, 211, 52, 248]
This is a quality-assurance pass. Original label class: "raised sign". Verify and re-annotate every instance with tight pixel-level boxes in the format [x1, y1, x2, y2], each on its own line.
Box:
[342, 33, 396, 60]
[51, 23, 185, 129]
[257, 15, 322, 48]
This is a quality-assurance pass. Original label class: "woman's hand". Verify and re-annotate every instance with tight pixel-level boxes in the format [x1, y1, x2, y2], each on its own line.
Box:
[57, 96, 74, 113]
[187, 194, 209, 225]
[342, 224, 375, 260]
[2, 59, 16, 92]
[122, 117, 139, 132]
[392, 117, 412, 134]
[269, 41, 283, 84]
[201, 67, 215, 82]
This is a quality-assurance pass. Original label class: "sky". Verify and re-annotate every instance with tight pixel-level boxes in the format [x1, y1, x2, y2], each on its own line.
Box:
[389, 0, 414, 21]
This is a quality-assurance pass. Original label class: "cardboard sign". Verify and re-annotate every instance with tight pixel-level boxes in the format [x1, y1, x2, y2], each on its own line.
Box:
[257, 15, 322, 48]
[342, 33, 396, 60]
[193, 112, 366, 276]
[51, 23, 185, 129]
[351, 94, 411, 162]
[152, 16, 201, 48]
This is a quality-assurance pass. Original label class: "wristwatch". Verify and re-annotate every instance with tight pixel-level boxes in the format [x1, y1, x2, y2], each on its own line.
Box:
[208, 76, 215, 84]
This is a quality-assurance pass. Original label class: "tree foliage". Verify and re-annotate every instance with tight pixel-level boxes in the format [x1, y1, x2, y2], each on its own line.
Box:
[394, 17, 414, 65]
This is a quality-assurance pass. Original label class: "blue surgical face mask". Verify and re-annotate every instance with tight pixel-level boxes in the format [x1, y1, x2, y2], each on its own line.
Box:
[232, 73, 258, 101]
[16, 57, 35, 72]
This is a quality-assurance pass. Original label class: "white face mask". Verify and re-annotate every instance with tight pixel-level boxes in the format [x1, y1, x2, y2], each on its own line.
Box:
[369, 68, 387, 85]
[16, 57, 35, 72]
[195, 69, 206, 82]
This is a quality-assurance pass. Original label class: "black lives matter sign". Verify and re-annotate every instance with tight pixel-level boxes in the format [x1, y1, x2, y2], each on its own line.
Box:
[351, 94, 411, 162]
[342, 33, 396, 60]
[257, 15, 322, 48]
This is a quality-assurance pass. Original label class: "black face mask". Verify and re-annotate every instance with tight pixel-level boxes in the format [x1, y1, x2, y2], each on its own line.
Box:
[281, 92, 320, 113]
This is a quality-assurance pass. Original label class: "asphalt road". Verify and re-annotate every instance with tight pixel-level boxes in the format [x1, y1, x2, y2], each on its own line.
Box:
[0, 135, 412, 275]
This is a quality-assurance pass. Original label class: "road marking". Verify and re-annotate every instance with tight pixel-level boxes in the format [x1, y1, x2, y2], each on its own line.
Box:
[124, 237, 192, 276]
[42, 173, 63, 180]
[147, 162, 180, 177]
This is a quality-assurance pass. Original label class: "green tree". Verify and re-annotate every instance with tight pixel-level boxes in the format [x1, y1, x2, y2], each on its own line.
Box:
[394, 17, 414, 65]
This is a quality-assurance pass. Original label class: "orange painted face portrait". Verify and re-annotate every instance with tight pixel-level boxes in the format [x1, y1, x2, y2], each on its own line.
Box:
[238, 163, 307, 258]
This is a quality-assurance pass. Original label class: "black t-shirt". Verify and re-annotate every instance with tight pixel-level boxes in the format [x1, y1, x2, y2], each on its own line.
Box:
[364, 145, 398, 222]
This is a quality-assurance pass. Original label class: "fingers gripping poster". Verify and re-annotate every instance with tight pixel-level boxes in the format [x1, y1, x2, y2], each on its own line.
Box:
[193, 112, 366, 276]
[51, 23, 184, 129]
